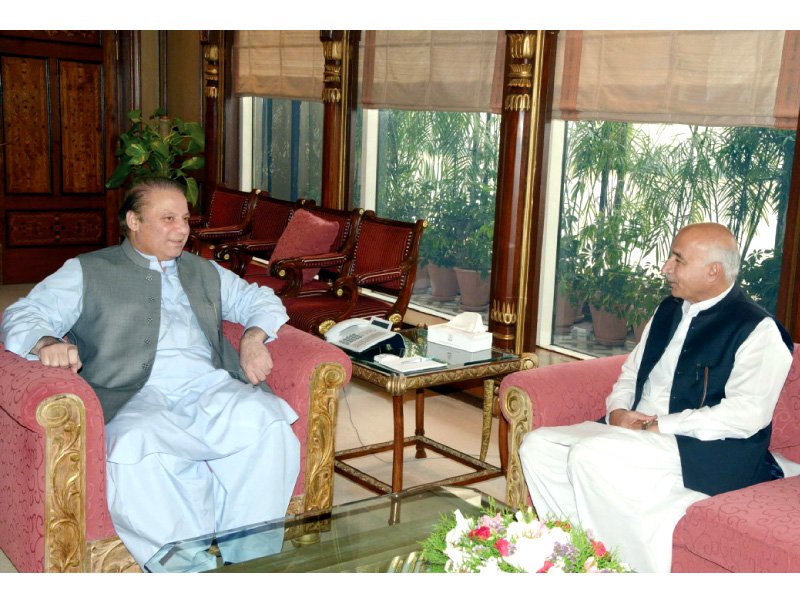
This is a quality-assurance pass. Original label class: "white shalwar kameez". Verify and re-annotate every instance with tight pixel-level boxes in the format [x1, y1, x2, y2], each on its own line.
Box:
[519, 284, 797, 573]
[1, 253, 300, 570]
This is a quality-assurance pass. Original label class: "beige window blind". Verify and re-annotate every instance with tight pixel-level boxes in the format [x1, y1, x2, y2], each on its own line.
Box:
[553, 30, 800, 129]
[360, 30, 505, 113]
[234, 30, 325, 102]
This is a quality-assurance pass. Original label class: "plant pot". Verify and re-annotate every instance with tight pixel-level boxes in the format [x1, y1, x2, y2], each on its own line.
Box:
[413, 262, 430, 293]
[454, 267, 490, 311]
[428, 263, 459, 302]
[554, 292, 582, 333]
[589, 305, 628, 347]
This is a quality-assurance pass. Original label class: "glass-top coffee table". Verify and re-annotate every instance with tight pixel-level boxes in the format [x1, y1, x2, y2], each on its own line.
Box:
[340, 328, 537, 494]
[145, 485, 504, 573]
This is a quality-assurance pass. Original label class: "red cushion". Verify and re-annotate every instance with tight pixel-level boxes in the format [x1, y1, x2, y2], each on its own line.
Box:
[270, 210, 340, 283]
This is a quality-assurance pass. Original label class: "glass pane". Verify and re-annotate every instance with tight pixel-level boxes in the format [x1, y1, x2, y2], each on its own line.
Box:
[250, 97, 323, 201]
[356, 108, 500, 322]
[551, 120, 794, 357]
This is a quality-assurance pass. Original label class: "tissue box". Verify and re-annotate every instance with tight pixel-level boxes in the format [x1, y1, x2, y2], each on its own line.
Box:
[427, 323, 493, 351]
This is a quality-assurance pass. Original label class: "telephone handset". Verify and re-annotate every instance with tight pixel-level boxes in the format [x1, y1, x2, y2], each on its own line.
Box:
[324, 317, 396, 354]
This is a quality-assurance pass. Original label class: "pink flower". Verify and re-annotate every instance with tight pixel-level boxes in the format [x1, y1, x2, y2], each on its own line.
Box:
[537, 560, 554, 573]
[494, 538, 510, 557]
[469, 526, 491, 540]
[584, 556, 599, 572]
[591, 540, 608, 557]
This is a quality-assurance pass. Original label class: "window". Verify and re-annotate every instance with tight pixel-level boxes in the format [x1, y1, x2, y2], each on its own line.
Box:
[539, 119, 795, 358]
[353, 107, 500, 321]
[243, 97, 323, 201]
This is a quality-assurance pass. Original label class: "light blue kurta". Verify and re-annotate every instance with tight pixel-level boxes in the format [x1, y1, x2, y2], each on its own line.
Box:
[1, 251, 300, 569]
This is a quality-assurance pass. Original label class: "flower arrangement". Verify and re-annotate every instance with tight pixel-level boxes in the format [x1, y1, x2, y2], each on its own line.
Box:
[420, 505, 632, 573]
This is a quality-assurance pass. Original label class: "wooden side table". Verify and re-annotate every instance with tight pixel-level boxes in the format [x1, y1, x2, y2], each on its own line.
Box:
[336, 342, 537, 495]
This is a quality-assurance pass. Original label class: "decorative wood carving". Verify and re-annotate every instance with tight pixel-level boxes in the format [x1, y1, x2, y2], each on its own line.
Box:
[59, 61, 104, 193]
[35, 394, 87, 573]
[1, 56, 51, 194]
[501, 385, 533, 511]
[302, 362, 345, 512]
[204, 44, 219, 99]
[7, 211, 104, 246]
[87, 537, 140, 573]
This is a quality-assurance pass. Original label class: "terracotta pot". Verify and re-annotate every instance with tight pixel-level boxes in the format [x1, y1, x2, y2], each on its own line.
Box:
[428, 263, 459, 301]
[413, 262, 430, 293]
[454, 268, 490, 311]
[632, 321, 647, 343]
[554, 292, 581, 333]
[589, 305, 628, 347]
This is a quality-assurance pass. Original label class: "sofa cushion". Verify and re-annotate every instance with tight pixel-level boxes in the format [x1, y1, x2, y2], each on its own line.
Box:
[270, 209, 340, 283]
[769, 344, 800, 462]
[677, 476, 800, 572]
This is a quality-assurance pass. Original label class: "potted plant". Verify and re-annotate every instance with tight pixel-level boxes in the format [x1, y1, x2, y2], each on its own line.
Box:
[572, 211, 639, 347]
[106, 108, 205, 206]
[423, 217, 460, 302]
[454, 223, 493, 311]
[627, 263, 670, 341]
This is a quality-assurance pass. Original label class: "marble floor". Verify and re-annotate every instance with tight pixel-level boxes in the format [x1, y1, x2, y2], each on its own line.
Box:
[0, 283, 507, 573]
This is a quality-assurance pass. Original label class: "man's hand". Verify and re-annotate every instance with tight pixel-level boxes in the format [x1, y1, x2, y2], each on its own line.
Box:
[33, 336, 82, 374]
[239, 327, 273, 385]
[609, 408, 657, 431]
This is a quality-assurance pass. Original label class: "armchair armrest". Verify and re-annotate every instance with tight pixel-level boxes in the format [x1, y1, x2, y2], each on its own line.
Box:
[220, 322, 352, 512]
[499, 354, 626, 508]
[0, 346, 114, 571]
[271, 252, 349, 296]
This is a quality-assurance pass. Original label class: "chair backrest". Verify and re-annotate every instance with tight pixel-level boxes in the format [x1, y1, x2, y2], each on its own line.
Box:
[345, 210, 425, 297]
[249, 192, 311, 242]
[300, 206, 363, 281]
[204, 186, 254, 228]
[770, 343, 800, 462]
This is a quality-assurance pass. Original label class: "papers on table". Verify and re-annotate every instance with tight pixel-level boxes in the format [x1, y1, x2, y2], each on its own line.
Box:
[372, 354, 447, 374]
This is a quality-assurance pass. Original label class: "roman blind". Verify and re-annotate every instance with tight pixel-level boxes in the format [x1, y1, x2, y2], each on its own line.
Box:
[553, 30, 800, 129]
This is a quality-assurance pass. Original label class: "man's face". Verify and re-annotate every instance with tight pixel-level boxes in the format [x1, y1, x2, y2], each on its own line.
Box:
[126, 188, 190, 261]
[660, 228, 716, 304]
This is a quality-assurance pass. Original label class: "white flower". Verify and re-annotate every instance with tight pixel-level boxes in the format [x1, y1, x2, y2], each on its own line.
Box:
[445, 509, 473, 546]
[478, 557, 502, 573]
[504, 525, 571, 572]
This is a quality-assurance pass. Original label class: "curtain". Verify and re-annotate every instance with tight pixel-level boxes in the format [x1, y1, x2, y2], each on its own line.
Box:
[359, 30, 505, 113]
[553, 30, 800, 129]
[234, 31, 324, 102]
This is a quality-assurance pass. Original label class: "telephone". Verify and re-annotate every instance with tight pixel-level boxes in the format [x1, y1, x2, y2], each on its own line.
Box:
[324, 317, 403, 355]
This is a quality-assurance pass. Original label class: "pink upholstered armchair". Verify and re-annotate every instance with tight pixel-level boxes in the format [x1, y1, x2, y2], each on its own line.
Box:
[500, 345, 800, 572]
[0, 322, 351, 573]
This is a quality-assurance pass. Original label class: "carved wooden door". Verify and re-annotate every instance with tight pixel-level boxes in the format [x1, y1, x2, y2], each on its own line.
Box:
[0, 31, 119, 283]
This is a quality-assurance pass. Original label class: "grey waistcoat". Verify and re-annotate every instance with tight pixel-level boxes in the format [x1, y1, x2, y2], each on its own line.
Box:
[71, 239, 245, 423]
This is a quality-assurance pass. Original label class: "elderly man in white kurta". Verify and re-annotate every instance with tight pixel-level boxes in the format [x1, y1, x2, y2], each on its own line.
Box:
[519, 223, 795, 573]
[1, 178, 300, 570]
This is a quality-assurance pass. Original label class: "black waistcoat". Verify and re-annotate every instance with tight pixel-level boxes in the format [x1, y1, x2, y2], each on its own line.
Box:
[634, 285, 792, 496]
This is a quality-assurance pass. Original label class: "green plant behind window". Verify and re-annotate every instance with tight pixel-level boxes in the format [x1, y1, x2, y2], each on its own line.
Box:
[106, 108, 205, 206]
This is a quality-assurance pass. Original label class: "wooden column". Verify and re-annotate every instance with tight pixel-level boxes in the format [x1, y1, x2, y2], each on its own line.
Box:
[489, 30, 558, 354]
[320, 30, 360, 210]
[776, 102, 800, 341]
[201, 32, 221, 207]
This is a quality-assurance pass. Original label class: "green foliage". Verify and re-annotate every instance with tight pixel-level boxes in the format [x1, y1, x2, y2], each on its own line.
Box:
[106, 108, 205, 206]
[559, 120, 794, 332]
[375, 109, 500, 271]
[739, 249, 781, 314]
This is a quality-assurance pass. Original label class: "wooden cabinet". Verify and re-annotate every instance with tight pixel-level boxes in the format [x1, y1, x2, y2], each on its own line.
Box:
[0, 31, 120, 283]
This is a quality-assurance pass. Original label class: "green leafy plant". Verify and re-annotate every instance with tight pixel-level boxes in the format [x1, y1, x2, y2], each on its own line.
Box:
[106, 108, 205, 206]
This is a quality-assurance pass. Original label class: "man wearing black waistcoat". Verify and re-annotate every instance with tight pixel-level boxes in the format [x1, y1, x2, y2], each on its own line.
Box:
[520, 222, 794, 572]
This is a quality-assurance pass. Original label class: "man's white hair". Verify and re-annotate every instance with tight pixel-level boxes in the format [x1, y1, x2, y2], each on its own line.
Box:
[706, 243, 740, 282]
